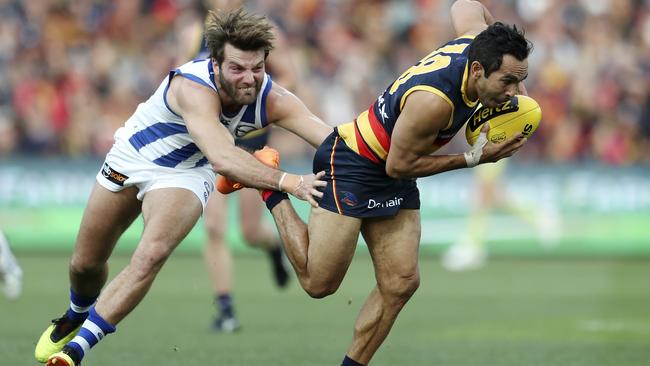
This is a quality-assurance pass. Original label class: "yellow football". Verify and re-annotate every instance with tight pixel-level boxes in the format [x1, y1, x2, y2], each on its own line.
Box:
[465, 95, 542, 145]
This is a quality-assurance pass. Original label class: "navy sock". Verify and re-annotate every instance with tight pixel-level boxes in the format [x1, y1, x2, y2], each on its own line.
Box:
[341, 355, 365, 366]
[65, 289, 98, 323]
[217, 293, 234, 318]
[262, 190, 289, 211]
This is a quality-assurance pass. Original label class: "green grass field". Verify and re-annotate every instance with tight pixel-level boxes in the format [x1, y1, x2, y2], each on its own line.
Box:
[3, 253, 650, 365]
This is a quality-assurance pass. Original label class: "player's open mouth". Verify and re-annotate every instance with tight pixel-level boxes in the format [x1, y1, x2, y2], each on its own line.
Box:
[239, 87, 254, 93]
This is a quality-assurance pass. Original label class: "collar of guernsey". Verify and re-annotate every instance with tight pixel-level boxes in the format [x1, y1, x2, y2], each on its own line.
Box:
[337, 35, 477, 164]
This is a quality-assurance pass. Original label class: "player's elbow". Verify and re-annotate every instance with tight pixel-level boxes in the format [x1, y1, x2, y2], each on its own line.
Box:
[211, 156, 236, 177]
[385, 161, 410, 179]
[210, 145, 241, 176]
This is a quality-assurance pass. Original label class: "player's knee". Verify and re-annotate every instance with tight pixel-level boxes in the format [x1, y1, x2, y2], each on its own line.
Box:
[381, 272, 420, 302]
[69, 255, 105, 278]
[241, 229, 263, 247]
[304, 286, 336, 299]
[301, 279, 340, 299]
[204, 221, 226, 243]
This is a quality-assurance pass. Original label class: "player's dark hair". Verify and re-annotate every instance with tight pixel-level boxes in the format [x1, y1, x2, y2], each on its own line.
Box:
[468, 22, 532, 77]
[204, 7, 275, 65]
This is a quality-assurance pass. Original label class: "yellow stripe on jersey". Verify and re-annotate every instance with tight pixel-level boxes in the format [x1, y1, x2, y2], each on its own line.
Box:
[336, 122, 359, 154]
[460, 63, 479, 108]
[400, 86, 455, 130]
[356, 111, 388, 160]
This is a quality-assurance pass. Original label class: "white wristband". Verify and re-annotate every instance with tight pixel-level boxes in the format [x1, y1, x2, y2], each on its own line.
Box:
[464, 151, 480, 168]
[464, 130, 488, 168]
[278, 172, 288, 191]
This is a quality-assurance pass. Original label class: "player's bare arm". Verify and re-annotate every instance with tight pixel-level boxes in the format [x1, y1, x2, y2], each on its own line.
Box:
[168, 76, 324, 203]
[386, 91, 466, 178]
[386, 91, 525, 179]
[451, 0, 494, 37]
[266, 83, 333, 148]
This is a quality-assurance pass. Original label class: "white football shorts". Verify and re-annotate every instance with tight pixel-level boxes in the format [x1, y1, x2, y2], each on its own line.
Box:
[96, 136, 216, 209]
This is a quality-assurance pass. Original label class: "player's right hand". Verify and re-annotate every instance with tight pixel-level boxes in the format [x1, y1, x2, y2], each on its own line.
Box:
[284, 171, 327, 208]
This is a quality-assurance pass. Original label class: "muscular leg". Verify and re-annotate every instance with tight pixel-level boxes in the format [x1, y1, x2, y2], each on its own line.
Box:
[269, 201, 361, 298]
[34, 183, 143, 363]
[94, 188, 202, 325]
[69, 183, 142, 297]
[348, 209, 421, 364]
[203, 193, 231, 295]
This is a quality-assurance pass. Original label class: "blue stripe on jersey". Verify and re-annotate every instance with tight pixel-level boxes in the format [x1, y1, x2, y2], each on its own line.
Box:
[129, 122, 188, 150]
[163, 72, 182, 118]
[153, 143, 201, 168]
[242, 104, 256, 123]
[260, 76, 272, 127]
[194, 156, 208, 167]
[176, 70, 214, 90]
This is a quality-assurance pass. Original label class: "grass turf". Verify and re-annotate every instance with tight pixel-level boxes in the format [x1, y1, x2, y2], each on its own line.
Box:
[3, 253, 650, 365]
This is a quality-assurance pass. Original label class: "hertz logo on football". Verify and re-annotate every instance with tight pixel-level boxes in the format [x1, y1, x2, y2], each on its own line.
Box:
[465, 95, 542, 145]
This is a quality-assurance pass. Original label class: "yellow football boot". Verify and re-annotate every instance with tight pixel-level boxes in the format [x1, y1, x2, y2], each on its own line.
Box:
[35, 316, 82, 363]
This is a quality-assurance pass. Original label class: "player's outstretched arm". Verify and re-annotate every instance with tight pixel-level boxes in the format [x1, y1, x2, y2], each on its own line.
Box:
[267, 83, 333, 148]
[168, 75, 325, 206]
[386, 91, 524, 179]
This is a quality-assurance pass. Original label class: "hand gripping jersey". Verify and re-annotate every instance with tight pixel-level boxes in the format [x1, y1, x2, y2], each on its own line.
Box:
[336, 36, 479, 163]
[114, 59, 273, 169]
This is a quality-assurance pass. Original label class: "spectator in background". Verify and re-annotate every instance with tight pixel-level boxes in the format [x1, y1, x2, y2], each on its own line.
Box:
[2, 0, 650, 164]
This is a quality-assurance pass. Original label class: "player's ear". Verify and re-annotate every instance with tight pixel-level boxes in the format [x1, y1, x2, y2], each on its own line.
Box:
[470, 61, 483, 79]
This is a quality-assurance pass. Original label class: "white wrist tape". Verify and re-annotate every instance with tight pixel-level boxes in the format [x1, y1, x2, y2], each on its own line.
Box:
[278, 172, 288, 191]
[464, 130, 488, 168]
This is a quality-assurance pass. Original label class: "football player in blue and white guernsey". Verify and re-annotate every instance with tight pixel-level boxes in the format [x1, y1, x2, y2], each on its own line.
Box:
[35, 8, 331, 366]
[256, 1, 532, 365]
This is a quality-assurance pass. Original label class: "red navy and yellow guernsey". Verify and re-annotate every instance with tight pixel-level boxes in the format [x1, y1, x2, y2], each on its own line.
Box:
[314, 36, 479, 218]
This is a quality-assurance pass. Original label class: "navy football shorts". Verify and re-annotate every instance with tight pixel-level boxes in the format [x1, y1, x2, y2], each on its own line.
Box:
[313, 130, 420, 218]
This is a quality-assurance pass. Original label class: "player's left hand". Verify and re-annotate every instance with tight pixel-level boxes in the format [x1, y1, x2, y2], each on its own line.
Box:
[284, 171, 327, 207]
[482, 133, 527, 163]
[478, 123, 527, 164]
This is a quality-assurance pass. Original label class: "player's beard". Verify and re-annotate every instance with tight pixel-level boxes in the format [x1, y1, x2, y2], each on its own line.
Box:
[219, 71, 261, 105]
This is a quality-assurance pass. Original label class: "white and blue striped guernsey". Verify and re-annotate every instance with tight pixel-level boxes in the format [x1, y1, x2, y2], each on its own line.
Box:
[115, 58, 273, 169]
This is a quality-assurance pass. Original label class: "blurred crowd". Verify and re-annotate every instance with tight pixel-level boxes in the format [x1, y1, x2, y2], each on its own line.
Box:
[0, 0, 649, 164]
